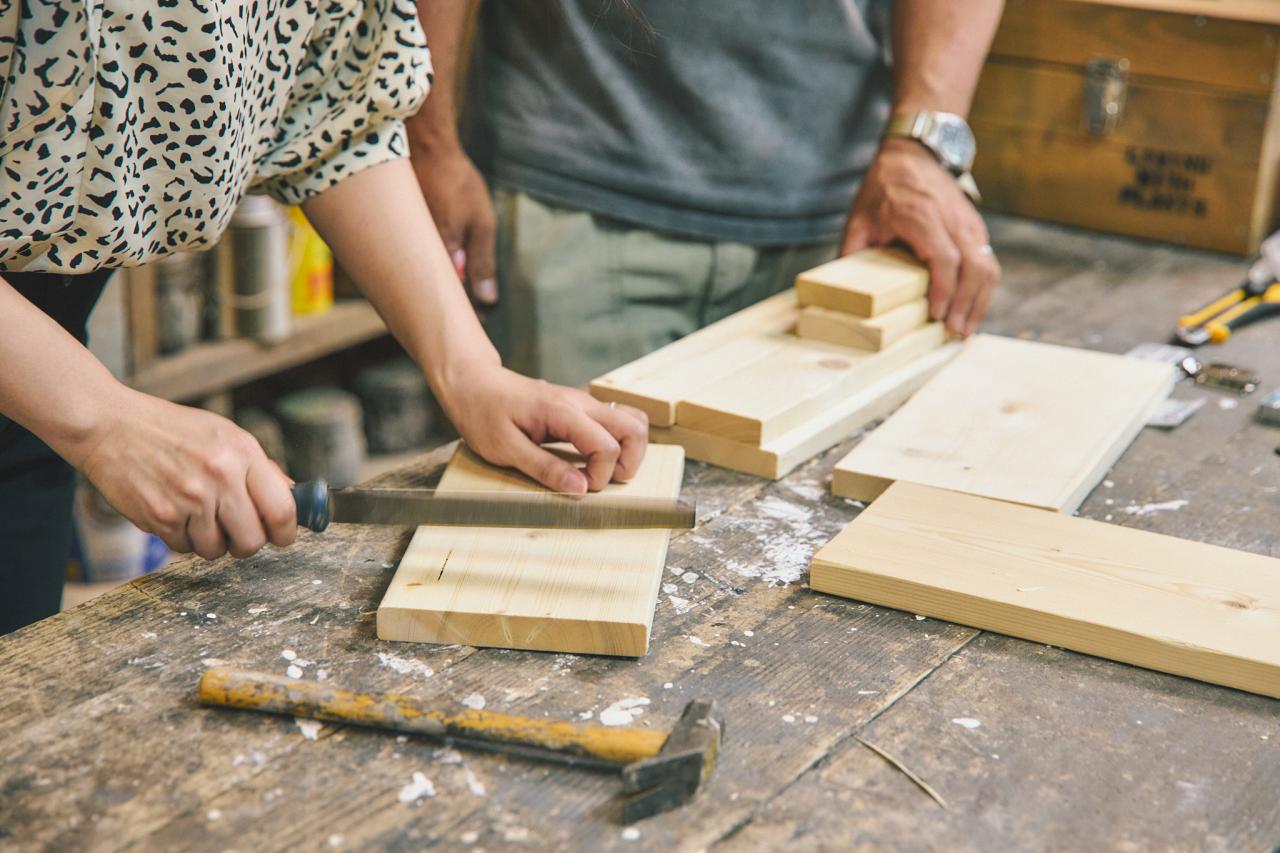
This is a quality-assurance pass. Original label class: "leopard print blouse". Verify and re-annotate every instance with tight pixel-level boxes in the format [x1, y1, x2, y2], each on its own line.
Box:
[0, 0, 432, 273]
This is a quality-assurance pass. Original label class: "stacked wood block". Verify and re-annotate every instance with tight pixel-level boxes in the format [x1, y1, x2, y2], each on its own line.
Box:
[794, 249, 931, 351]
[588, 251, 955, 479]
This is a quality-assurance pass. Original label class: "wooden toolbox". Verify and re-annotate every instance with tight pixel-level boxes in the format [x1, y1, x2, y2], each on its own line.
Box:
[970, 0, 1280, 254]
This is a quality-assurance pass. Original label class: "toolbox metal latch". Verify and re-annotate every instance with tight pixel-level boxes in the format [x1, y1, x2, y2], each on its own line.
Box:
[1084, 58, 1130, 137]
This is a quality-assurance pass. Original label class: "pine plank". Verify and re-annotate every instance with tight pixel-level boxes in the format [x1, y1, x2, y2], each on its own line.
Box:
[376, 444, 686, 656]
[832, 334, 1174, 512]
[587, 290, 797, 426]
[650, 343, 960, 478]
[796, 300, 929, 351]
[810, 481, 1280, 698]
[675, 323, 945, 445]
[795, 248, 929, 317]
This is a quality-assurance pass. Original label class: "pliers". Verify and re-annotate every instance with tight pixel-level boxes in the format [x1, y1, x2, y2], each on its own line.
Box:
[1176, 232, 1280, 346]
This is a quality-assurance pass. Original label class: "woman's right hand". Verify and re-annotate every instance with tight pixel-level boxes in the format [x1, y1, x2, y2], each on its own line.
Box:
[437, 362, 649, 494]
[68, 389, 297, 560]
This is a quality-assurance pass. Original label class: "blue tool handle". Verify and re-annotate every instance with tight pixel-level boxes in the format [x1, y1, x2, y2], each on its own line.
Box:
[292, 479, 331, 532]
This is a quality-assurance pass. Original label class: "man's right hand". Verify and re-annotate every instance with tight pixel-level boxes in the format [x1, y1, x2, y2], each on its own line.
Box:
[71, 389, 297, 560]
[411, 138, 499, 307]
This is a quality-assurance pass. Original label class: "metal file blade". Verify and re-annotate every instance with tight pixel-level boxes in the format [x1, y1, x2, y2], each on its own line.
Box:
[326, 488, 696, 530]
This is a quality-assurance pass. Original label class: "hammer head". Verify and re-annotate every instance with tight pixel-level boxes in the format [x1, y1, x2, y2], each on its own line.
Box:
[619, 699, 723, 823]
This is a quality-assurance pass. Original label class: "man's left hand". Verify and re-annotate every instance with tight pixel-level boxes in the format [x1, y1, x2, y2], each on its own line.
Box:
[841, 137, 1000, 337]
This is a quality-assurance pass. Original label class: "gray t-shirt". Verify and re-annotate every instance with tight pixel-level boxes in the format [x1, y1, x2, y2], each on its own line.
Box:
[462, 1, 893, 246]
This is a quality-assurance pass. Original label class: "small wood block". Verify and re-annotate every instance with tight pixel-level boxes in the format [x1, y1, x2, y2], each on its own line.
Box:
[589, 291, 797, 427]
[675, 323, 945, 445]
[796, 300, 929, 351]
[377, 444, 686, 657]
[810, 481, 1280, 699]
[651, 343, 959, 478]
[795, 248, 928, 318]
[832, 334, 1175, 512]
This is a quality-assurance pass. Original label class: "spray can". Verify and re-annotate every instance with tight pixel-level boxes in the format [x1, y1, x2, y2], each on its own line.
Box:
[229, 196, 292, 344]
[289, 206, 333, 316]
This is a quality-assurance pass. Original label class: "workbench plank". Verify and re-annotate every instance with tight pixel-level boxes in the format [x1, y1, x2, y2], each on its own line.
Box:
[721, 632, 1280, 852]
[107, 446, 978, 852]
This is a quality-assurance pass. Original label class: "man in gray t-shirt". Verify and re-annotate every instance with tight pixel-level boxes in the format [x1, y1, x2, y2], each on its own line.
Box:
[411, 1, 1003, 388]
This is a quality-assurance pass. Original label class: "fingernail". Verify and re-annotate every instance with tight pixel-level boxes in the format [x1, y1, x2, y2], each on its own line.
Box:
[450, 248, 466, 278]
[560, 470, 586, 494]
[475, 278, 498, 304]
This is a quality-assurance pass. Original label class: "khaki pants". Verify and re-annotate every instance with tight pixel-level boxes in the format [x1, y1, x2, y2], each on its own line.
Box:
[486, 188, 839, 389]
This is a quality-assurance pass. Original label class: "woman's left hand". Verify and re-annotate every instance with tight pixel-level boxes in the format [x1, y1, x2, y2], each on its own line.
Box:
[437, 363, 650, 494]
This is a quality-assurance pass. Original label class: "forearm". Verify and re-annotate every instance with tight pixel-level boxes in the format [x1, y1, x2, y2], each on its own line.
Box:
[0, 277, 126, 465]
[300, 157, 499, 394]
[408, 0, 475, 152]
[890, 0, 1004, 116]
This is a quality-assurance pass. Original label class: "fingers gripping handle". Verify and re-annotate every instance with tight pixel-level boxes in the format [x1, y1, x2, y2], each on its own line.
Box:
[292, 479, 331, 532]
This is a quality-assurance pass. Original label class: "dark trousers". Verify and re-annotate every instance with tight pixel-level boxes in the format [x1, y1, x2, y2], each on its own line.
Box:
[0, 270, 111, 634]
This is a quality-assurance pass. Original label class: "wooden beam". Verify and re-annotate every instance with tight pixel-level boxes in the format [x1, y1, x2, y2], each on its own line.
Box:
[675, 323, 945, 445]
[588, 291, 796, 426]
[832, 334, 1175, 512]
[810, 481, 1280, 699]
[795, 249, 928, 318]
[651, 343, 959, 478]
[796, 300, 929, 351]
[377, 444, 686, 656]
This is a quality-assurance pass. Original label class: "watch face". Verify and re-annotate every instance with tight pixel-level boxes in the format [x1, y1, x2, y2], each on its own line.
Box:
[934, 119, 976, 172]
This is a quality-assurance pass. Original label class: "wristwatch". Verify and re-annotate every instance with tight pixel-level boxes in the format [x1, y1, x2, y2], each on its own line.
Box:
[884, 111, 982, 204]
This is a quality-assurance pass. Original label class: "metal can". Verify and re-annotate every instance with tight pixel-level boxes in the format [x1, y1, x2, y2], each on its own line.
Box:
[229, 195, 292, 344]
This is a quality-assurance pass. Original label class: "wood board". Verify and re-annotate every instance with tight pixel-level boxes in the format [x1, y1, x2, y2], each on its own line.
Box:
[832, 334, 1175, 512]
[809, 481, 1280, 699]
[651, 343, 960, 479]
[588, 290, 797, 426]
[795, 248, 928, 317]
[675, 323, 946, 445]
[796, 301, 929, 351]
[377, 443, 686, 656]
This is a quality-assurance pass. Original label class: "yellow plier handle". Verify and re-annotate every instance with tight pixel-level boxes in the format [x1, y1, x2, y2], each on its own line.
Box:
[1177, 282, 1280, 345]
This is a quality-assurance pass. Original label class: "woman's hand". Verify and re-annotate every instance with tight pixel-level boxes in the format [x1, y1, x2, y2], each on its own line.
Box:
[68, 389, 297, 560]
[437, 362, 649, 494]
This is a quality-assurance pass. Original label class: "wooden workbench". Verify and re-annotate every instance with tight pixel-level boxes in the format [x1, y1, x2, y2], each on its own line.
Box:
[2, 217, 1277, 851]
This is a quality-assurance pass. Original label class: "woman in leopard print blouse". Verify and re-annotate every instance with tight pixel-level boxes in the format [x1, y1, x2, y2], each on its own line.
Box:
[0, 1, 648, 633]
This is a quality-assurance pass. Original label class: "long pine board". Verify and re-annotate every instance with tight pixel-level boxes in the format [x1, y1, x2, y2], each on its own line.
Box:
[795, 248, 928, 317]
[676, 323, 946, 444]
[833, 334, 1175, 512]
[650, 343, 960, 479]
[588, 291, 797, 426]
[377, 444, 686, 656]
[810, 482, 1280, 699]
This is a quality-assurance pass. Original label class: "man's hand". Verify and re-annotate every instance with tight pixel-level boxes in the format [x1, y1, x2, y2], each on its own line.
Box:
[842, 138, 1000, 337]
[411, 138, 499, 307]
[72, 390, 297, 560]
[436, 362, 649, 494]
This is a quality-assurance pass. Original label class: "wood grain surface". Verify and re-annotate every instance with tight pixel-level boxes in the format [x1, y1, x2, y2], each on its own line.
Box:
[377, 444, 686, 656]
[811, 481, 1280, 697]
[833, 334, 1175, 511]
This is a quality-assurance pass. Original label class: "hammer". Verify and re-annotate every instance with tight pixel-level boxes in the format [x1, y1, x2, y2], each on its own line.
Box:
[198, 668, 723, 823]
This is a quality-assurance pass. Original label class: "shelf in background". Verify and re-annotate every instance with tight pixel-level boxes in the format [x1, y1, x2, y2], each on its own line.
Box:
[128, 300, 387, 402]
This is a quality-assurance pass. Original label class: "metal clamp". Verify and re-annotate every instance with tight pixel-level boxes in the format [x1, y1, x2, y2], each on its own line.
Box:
[1084, 58, 1130, 137]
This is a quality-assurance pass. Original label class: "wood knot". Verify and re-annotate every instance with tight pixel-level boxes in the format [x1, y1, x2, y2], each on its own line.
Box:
[818, 358, 851, 371]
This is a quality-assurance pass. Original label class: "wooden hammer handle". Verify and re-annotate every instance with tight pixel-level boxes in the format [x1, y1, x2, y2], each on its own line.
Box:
[199, 668, 667, 766]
